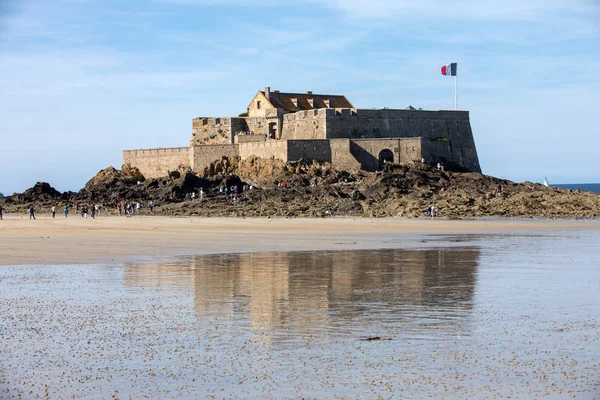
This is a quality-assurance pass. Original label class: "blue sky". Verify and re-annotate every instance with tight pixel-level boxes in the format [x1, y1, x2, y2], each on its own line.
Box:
[1, 0, 599, 194]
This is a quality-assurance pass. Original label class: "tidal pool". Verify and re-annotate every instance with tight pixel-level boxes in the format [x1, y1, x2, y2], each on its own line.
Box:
[1, 231, 599, 398]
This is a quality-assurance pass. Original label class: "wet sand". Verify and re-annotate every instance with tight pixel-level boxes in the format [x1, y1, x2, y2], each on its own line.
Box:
[0, 215, 599, 265]
[1, 235, 599, 399]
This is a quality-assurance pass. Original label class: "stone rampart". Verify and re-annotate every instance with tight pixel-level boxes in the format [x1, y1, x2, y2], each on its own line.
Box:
[191, 145, 239, 172]
[235, 134, 267, 144]
[286, 139, 361, 170]
[241, 117, 270, 136]
[287, 139, 332, 162]
[350, 139, 400, 172]
[325, 109, 480, 172]
[191, 117, 246, 146]
[421, 139, 453, 166]
[122, 147, 191, 179]
[238, 141, 288, 162]
[329, 139, 362, 170]
[398, 138, 423, 164]
[281, 109, 329, 140]
[349, 138, 422, 171]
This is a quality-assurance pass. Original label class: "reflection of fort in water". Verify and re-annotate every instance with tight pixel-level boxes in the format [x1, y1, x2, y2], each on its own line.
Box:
[124, 248, 480, 336]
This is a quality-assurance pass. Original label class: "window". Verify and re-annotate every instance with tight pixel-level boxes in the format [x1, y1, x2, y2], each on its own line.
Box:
[257, 100, 261, 109]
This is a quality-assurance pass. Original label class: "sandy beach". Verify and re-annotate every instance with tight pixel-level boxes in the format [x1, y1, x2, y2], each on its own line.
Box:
[1, 215, 598, 265]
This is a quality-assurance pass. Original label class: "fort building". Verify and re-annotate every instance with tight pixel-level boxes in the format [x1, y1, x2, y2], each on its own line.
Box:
[123, 87, 481, 178]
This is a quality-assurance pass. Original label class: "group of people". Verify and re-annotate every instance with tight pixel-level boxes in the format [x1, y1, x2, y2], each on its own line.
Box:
[3, 201, 154, 220]
[274, 180, 296, 189]
[116, 201, 154, 217]
[234, 130, 256, 136]
[43, 203, 101, 219]
[217, 185, 243, 202]
[185, 191, 203, 201]
[426, 205, 439, 218]
[418, 158, 446, 172]
[71, 203, 103, 218]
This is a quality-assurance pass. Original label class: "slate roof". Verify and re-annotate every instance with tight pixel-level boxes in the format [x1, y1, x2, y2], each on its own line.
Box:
[262, 91, 354, 112]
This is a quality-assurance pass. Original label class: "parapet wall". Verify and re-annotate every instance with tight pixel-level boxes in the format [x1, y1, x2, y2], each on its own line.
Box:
[281, 109, 329, 140]
[243, 117, 270, 137]
[287, 139, 362, 170]
[191, 144, 239, 172]
[238, 140, 288, 162]
[287, 139, 332, 162]
[123, 147, 191, 179]
[350, 138, 422, 171]
[235, 134, 267, 144]
[191, 117, 247, 146]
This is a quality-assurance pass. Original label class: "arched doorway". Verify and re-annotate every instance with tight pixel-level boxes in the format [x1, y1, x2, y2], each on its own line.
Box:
[378, 149, 394, 170]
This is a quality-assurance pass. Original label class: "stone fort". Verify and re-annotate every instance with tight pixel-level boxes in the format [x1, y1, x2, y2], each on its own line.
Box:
[123, 87, 481, 178]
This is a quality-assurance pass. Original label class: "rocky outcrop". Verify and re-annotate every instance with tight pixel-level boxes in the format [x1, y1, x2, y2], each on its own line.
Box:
[84, 166, 145, 190]
[1, 159, 599, 219]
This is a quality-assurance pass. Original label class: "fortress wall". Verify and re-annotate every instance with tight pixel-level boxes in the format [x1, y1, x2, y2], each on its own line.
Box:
[420, 139, 453, 165]
[329, 139, 362, 170]
[191, 117, 246, 146]
[349, 139, 401, 171]
[287, 140, 332, 163]
[238, 141, 288, 162]
[281, 109, 329, 140]
[286, 139, 361, 170]
[398, 138, 423, 164]
[191, 145, 239, 172]
[123, 147, 191, 179]
[325, 109, 480, 172]
[348, 138, 422, 171]
[243, 117, 270, 136]
[235, 134, 267, 144]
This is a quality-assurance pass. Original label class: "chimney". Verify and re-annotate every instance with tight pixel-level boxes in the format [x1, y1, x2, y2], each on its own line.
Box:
[306, 91, 313, 94]
[265, 86, 271, 100]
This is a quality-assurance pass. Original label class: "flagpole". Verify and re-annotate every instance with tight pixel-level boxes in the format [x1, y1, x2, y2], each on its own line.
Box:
[455, 61, 458, 110]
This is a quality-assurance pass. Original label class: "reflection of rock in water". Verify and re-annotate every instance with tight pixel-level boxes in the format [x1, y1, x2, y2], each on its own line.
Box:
[124, 248, 480, 339]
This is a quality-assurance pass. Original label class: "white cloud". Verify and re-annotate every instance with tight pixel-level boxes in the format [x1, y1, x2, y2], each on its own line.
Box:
[153, 0, 596, 22]
[321, 0, 592, 21]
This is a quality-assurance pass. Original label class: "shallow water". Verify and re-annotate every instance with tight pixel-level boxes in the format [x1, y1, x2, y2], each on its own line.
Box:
[1, 231, 599, 399]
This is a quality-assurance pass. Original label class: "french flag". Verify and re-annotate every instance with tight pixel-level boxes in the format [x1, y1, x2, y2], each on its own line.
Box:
[441, 62, 457, 76]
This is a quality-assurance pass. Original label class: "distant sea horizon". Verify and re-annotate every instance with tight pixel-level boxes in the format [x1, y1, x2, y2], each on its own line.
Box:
[553, 183, 600, 194]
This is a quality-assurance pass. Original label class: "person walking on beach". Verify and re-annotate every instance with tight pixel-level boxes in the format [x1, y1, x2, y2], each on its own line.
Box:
[0, 205, 3, 220]
[83, 206, 88, 219]
[29, 205, 36, 220]
[148, 201, 154, 214]
[91, 205, 96, 219]
[51, 206, 56, 218]
[199, 188, 204, 202]
[63, 204, 69, 217]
